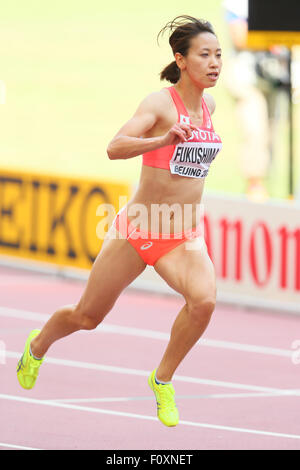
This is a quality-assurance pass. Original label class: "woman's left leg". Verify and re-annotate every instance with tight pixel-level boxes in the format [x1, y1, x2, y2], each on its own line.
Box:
[153, 237, 216, 382]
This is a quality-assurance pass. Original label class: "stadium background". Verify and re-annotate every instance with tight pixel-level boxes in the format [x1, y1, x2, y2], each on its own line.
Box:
[1, 1, 300, 451]
[0, 0, 299, 198]
[0, 0, 299, 314]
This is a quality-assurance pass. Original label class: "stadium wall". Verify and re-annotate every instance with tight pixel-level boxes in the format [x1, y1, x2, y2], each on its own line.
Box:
[0, 169, 299, 314]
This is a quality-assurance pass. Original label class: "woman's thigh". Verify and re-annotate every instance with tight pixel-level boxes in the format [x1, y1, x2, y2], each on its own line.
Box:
[153, 237, 216, 303]
[77, 224, 147, 321]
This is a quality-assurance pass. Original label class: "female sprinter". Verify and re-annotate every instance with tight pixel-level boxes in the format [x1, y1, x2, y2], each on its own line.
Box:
[17, 16, 223, 428]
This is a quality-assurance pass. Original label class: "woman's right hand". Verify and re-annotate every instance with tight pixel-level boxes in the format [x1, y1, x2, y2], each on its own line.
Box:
[161, 122, 196, 146]
[107, 91, 199, 160]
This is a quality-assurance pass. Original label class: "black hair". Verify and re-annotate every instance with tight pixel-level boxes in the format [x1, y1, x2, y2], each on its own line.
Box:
[158, 15, 216, 84]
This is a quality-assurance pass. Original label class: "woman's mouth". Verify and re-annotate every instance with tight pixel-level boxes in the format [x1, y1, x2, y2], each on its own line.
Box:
[207, 72, 219, 81]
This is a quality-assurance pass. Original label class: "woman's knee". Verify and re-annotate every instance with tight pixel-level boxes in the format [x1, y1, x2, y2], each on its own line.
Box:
[73, 301, 113, 331]
[186, 293, 216, 326]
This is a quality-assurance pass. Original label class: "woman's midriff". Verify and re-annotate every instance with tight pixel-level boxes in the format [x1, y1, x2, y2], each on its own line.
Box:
[126, 165, 205, 235]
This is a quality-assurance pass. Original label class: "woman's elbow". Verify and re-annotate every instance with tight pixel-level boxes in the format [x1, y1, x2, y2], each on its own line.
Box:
[107, 143, 117, 160]
[106, 147, 113, 160]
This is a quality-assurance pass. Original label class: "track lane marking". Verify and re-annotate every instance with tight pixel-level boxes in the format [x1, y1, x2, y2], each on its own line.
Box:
[5, 351, 297, 394]
[1, 393, 300, 441]
[0, 306, 293, 358]
[0, 442, 42, 450]
[46, 391, 300, 404]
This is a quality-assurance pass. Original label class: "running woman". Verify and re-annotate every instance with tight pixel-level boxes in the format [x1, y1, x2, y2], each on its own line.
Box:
[17, 16, 223, 427]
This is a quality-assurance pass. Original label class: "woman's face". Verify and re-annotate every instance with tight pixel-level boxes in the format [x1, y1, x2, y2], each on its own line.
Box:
[176, 32, 222, 88]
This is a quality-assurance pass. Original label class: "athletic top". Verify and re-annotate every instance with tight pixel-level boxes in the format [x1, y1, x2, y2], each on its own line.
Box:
[142, 86, 222, 179]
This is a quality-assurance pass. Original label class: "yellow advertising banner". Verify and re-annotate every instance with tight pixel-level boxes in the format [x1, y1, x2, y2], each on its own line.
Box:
[0, 169, 131, 269]
[247, 31, 300, 49]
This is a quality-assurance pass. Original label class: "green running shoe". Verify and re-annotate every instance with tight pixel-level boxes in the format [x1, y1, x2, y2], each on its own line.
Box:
[17, 329, 44, 390]
[148, 369, 179, 427]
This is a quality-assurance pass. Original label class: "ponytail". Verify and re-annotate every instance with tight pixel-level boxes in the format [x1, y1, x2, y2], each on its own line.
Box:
[160, 60, 180, 84]
[158, 16, 216, 84]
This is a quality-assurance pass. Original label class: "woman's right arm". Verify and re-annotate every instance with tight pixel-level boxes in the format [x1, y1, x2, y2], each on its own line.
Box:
[107, 92, 192, 160]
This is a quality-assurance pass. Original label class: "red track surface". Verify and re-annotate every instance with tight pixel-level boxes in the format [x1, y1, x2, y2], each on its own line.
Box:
[1, 266, 300, 450]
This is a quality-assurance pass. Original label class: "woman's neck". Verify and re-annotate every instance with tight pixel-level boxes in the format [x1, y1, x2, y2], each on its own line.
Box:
[174, 79, 204, 116]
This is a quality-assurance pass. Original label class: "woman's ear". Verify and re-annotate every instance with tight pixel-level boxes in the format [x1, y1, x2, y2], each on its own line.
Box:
[174, 52, 186, 72]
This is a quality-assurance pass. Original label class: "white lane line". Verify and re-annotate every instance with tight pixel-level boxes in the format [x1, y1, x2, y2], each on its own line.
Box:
[5, 350, 296, 394]
[99, 324, 293, 358]
[0, 306, 293, 358]
[0, 442, 42, 450]
[47, 391, 299, 404]
[1, 393, 300, 441]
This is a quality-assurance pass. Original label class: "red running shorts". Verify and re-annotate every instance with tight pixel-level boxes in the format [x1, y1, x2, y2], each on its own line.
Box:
[112, 206, 202, 266]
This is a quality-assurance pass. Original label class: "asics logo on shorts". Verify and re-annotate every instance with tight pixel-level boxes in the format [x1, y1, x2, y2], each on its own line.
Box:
[140, 242, 153, 250]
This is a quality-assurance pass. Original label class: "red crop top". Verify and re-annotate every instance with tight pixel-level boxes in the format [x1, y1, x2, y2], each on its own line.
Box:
[142, 86, 222, 179]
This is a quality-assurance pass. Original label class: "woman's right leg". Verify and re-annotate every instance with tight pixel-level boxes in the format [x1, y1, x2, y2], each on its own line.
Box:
[30, 225, 147, 358]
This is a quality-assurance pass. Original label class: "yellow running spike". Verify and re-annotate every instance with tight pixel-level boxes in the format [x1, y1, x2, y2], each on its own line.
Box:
[148, 369, 179, 427]
[17, 329, 44, 390]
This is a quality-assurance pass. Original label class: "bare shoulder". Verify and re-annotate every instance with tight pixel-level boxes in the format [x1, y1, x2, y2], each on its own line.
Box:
[135, 89, 173, 118]
[203, 93, 216, 115]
